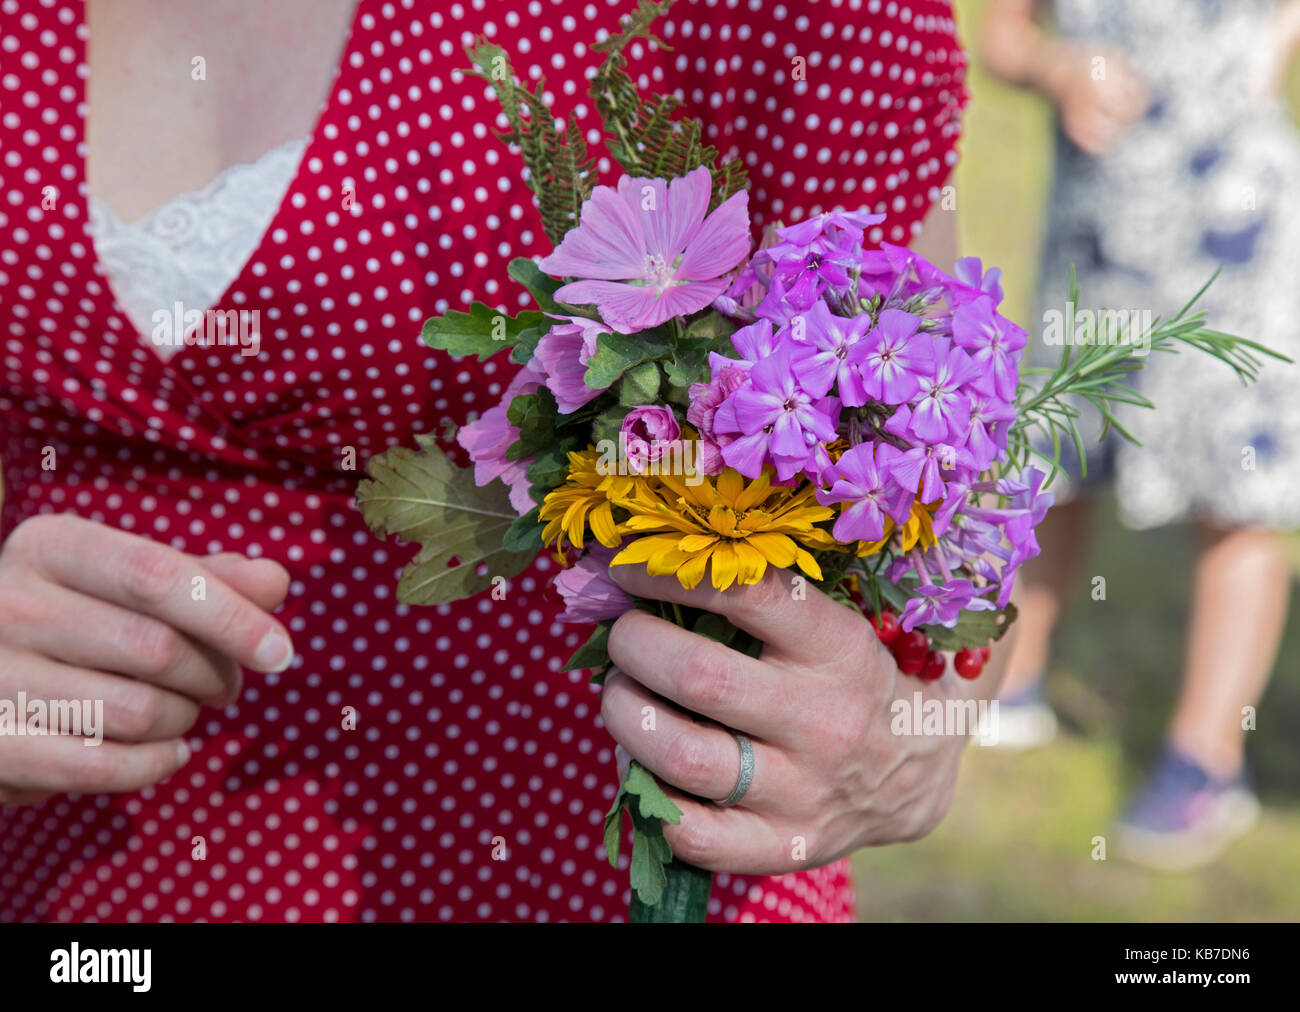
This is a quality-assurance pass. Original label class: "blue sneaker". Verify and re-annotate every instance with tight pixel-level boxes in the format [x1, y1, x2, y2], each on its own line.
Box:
[1114, 747, 1260, 871]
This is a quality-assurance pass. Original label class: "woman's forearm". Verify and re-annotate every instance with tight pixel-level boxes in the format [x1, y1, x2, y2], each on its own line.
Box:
[980, 0, 1072, 102]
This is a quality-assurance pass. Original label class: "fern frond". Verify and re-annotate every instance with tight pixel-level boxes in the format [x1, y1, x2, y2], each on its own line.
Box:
[463, 40, 597, 245]
[589, 0, 748, 209]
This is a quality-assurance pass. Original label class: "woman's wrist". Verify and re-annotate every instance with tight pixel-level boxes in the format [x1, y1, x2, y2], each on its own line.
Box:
[1026, 36, 1082, 106]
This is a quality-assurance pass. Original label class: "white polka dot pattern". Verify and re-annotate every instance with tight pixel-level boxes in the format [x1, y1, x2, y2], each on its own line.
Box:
[0, 0, 966, 922]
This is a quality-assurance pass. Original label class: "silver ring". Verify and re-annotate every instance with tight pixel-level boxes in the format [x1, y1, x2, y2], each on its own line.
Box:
[716, 731, 754, 807]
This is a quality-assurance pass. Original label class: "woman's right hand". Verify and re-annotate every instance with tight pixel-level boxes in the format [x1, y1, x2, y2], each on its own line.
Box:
[1043, 42, 1150, 156]
[0, 513, 295, 805]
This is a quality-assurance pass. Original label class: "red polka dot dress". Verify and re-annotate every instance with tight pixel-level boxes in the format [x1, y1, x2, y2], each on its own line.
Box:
[0, 0, 967, 922]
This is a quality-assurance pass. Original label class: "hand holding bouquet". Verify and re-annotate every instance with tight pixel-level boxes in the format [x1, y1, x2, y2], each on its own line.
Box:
[358, 1, 1283, 921]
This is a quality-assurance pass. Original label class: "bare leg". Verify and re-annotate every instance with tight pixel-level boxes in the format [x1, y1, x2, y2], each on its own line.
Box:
[1167, 523, 1290, 780]
[999, 496, 1095, 697]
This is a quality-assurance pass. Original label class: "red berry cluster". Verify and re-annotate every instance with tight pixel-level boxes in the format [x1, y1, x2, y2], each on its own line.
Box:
[867, 609, 991, 681]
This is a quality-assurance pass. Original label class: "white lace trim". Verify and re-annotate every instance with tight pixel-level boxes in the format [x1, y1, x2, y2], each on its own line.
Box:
[90, 136, 309, 359]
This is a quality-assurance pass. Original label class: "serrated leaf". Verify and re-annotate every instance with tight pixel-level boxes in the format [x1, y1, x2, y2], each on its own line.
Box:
[592, 403, 631, 446]
[510, 324, 546, 365]
[506, 387, 560, 460]
[561, 621, 613, 672]
[619, 360, 661, 404]
[624, 761, 683, 824]
[683, 309, 739, 343]
[356, 434, 537, 605]
[526, 444, 579, 492]
[421, 303, 548, 362]
[507, 257, 565, 314]
[628, 809, 674, 906]
[922, 601, 1019, 652]
[583, 331, 670, 389]
[604, 803, 625, 867]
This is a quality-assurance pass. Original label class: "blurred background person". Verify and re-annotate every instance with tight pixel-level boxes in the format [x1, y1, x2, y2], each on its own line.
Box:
[979, 0, 1300, 870]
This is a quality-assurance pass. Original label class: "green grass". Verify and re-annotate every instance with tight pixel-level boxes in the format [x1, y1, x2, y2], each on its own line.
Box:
[851, 1, 1300, 922]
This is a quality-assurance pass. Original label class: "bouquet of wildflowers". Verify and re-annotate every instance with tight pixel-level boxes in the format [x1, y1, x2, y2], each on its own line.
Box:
[357, 1, 1282, 922]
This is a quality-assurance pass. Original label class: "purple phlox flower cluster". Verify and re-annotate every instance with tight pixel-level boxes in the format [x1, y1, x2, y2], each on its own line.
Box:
[885, 466, 1057, 631]
[697, 207, 1041, 627]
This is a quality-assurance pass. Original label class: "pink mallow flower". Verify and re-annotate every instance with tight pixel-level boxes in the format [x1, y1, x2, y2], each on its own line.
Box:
[538, 166, 751, 334]
[554, 545, 634, 625]
[455, 363, 544, 515]
[533, 315, 610, 414]
[620, 405, 682, 473]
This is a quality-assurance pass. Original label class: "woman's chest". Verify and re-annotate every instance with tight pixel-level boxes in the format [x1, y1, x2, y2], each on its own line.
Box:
[1, 0, 640, 472]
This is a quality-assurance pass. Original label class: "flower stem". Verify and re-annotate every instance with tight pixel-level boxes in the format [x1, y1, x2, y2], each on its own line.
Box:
[629, 859, 713, 923]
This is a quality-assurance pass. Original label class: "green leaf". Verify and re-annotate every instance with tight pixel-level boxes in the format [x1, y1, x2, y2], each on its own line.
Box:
[561, 621, 613, 672]
[592, 403, 631, 446]
[603, 799, 626, 867]
[526, 445, 576, 490]
[355, 434, 537, 605]
[683, 309, 740, 343]
[663, 338, 711, 390]
[691, 610, 739, 647]
[923, 601, 1019, 652]
[505, 388, 560, 460]
[619, 360, 661, 404]
[507, 257, 565, 314]
[624, 761, 683, 823]
[464, 41, 597, 245]
[510, 324, 546, 365]
[421, 303, 548, 362]
[503, 506, 544, 552]
[628, 808, 674, 906]
[583, 330, 670, 389]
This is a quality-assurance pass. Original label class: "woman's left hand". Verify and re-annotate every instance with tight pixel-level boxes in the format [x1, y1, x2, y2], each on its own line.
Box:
[601, 564, 994, 875]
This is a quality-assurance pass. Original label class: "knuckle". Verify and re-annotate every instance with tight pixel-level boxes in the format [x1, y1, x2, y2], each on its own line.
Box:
[70, 746, 117, 792]
[661, 732, 714, 793]
[120, 615, 184, 677]
[119, 544, 182, 605]
[0, 583, 37, 628]
[208, 592, 255, 650]
[109, 685, 165, 740]
[733, 572, 787, 626]
[682, 643, 741, 712]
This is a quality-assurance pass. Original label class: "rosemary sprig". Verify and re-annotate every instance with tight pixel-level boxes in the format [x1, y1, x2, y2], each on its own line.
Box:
[1006, 267, 1290, 485]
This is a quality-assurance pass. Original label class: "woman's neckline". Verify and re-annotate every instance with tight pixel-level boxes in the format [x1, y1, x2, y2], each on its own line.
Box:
[81, 0, 365, 367]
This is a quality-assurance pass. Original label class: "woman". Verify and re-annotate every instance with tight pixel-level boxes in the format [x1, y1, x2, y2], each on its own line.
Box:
[0, 0, 980, 922]
[982, 0, 1300, 868]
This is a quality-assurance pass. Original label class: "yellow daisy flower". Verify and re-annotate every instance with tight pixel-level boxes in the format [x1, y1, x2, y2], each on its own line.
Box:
[539, 448, 634, 552]
[610, 468, 836, 591]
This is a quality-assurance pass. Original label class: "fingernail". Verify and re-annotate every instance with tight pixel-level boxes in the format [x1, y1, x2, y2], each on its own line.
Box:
[608, 564, 628, 585]
[253, 631, 294, 673]
[176, 740, 191, 766]
[614, 744, 631, 782]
